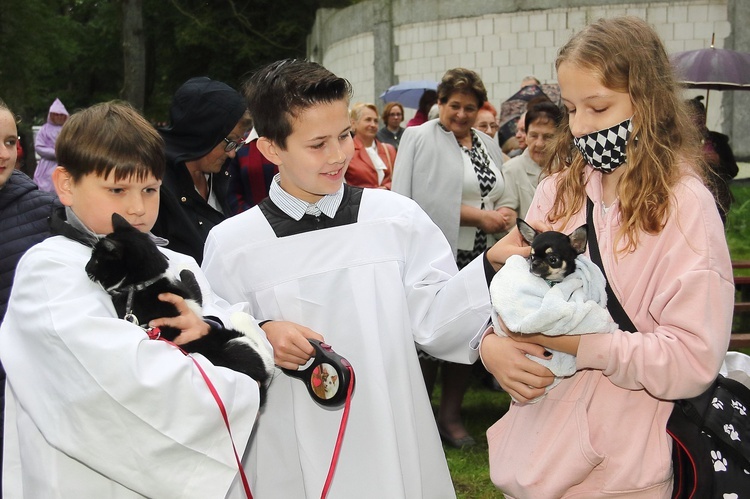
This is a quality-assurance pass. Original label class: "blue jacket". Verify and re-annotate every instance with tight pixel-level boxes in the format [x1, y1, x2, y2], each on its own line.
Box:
[0, 170, 60, 418]
[0, 171, 60, 320]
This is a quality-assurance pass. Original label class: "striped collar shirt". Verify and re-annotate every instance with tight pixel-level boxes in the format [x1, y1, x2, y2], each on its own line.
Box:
[268, 173, 344, 221]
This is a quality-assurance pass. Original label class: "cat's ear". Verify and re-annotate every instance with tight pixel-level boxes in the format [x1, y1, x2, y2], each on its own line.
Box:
[110, 213, 133, 231]
[52, 167, 74, 206]
[256, 137, 282, 167]
[569, 224, 588, 254]
[516, 219, 539, 246]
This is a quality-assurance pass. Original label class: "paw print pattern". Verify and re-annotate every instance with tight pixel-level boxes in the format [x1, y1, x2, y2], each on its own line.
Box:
[723, 494, 739, 499]
[723, 424, 741, 441]
[713, 397, 724, 410]
[712, 450, 728, 472]
[730, 399, 747, 416]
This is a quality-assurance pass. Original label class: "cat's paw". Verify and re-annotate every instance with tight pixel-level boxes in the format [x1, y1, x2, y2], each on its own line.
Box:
[230, 311, 274, 374]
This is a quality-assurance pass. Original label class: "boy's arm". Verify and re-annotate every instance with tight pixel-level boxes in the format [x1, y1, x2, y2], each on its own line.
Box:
[400, 201, 492, 363]
[403, 199, 532, 362]
[0, 244, 260, 498]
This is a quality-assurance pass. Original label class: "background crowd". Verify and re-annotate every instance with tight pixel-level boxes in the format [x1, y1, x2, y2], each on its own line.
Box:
[0, 13, 744, 498]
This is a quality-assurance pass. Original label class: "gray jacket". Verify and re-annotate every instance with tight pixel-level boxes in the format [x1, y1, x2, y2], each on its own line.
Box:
[392, 120, 505, 256]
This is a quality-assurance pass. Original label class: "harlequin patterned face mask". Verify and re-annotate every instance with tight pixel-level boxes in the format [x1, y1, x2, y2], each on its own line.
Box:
[573, 116, 633, 172]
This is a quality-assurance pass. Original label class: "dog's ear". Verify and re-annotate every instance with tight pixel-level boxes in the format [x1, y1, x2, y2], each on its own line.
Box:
[568, 224, 588, 254]
[516, 219, 539, 246]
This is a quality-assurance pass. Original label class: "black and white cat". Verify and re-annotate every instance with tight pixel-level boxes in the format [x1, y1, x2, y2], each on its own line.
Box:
[86, 213, 273, 403]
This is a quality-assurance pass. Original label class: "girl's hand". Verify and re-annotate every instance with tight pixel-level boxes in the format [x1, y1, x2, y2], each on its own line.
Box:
[148, 293, 210, 346]
[481, 333, 555, 403]
[507, 330, 582, 356]
[261, 321, 324, 369]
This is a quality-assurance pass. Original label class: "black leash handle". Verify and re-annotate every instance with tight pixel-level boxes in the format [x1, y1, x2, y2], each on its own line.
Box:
[586, 198, 636, 332]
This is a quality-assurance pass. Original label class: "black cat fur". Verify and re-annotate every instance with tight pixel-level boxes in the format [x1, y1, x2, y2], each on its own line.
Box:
[86, 213, 272, 403]
[516, 219, 588, 283]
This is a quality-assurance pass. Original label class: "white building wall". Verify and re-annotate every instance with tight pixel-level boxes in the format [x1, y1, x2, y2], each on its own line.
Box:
[322, 33, 376, 108]
[314, 0, 731, 131]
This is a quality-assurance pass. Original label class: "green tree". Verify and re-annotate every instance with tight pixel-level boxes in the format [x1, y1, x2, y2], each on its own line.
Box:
[1, 0, 337, 128]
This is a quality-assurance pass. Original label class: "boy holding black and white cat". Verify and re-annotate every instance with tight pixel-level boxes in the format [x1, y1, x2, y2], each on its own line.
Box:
[0, 101, 268, 498]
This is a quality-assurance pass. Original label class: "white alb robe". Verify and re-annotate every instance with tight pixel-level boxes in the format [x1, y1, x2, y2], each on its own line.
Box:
[1, 236, 262, 499]
[203, 188, 492, 499]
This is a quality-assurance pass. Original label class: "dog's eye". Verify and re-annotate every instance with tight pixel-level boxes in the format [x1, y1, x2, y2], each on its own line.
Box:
[548, 256, 560, 266]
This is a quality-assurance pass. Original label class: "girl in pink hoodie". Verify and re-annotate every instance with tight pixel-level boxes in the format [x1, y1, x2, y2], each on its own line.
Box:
[481, 16, 735, 498]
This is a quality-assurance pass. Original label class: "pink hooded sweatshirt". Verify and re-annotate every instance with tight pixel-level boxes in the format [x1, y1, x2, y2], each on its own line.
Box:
[487, 165, 734, 498]
[33, 98, 69, 192]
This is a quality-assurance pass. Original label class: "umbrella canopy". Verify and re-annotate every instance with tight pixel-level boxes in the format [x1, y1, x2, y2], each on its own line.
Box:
[671, 46, 750, 91]
[379, 80, 438, 109]
[498, 83, 561, 143]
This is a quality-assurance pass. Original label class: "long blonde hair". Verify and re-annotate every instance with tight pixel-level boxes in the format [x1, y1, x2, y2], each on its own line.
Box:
[546, 16, 705, 253]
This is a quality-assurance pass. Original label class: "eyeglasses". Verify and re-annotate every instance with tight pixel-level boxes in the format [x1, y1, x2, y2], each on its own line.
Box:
[223, 135, 249, 153]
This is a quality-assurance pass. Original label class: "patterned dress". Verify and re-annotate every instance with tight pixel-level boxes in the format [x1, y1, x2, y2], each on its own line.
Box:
[455, 130, 498, 269]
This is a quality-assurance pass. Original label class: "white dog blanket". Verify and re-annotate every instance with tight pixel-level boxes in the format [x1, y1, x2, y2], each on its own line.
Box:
[490, 254, 617, 402]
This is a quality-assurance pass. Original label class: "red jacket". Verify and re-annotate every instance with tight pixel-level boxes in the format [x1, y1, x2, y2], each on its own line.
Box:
[346, 135, 396, 189]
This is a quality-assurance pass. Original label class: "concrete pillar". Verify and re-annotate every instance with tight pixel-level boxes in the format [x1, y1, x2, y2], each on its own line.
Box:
[724, 0, 750, 160]
[372, 0, 395, 108]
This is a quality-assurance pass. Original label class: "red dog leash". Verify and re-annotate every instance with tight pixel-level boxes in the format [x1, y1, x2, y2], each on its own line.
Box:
[147, 327, 254, 499]
[321, 363, 355, 498]
[147, 329, 355, 499]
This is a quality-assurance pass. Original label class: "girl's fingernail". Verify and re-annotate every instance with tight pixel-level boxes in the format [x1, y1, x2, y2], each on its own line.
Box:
[543, 350, 552, 357]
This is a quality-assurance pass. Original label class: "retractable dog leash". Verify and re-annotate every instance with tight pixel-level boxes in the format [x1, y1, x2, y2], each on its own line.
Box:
[145, 331, 355, 499]
[282, 339, 356, 498]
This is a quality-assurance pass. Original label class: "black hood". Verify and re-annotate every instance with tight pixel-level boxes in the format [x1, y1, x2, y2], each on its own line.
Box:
[160, 77, 246, 164]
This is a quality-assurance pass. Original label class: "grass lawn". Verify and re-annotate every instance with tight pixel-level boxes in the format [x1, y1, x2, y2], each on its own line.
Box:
[431, 375, 510, 499]
[728, 181, 750, 333]
[727, 180, 750, 267]
[442, 180, 750, 497]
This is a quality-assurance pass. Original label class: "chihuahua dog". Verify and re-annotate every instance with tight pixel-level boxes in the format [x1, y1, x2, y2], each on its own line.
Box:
[517, 219, 588, 283]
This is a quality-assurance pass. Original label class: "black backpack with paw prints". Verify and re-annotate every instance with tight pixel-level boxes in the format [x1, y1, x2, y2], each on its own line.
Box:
[667, 374, 750, 499]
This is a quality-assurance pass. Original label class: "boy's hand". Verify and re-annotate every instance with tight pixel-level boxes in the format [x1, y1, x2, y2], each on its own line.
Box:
[261, 321, 324, 370]
[481, 333, 555, 403]
[486, 226, 531, 272]
[148, 293, 209, 346]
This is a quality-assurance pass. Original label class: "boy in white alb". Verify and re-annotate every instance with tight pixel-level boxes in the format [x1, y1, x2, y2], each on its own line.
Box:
[202, 60, 529, 498]
[0, 102, 265, 498]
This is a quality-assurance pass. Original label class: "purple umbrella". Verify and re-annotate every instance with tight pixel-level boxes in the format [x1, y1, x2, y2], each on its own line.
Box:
[671, 46, 750, 91]
[670, 34, 750, 114]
